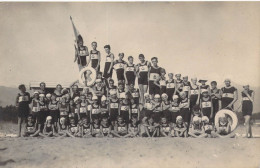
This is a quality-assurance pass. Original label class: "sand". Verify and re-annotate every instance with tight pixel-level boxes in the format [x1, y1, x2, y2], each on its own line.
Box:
[0, 124, 260, 168]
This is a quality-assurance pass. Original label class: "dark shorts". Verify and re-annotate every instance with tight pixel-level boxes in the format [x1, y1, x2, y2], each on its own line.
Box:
[126, 76, 136, 86]
[149, 81, 160, 95]
[110, 111, 119, 121]
[121, 111, 129, 123]
[166, 88, 175, 101]
[49, 110, 59, 123]
[180, 108, 190, 123]
[171, 112, 180, 124]
[152, 112, 162, 123]
[38, 111, 47, 125]
[202, 109, 211, 120]
[162, 110, 172, 122]
[160, 86, 167, 95]
[242, 102, 253, 116]
[18, 107, 29, 118]
[138, 76, 148, 85]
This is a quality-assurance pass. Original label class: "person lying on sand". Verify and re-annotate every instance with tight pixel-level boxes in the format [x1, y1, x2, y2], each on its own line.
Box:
[39, 116, 55, 137]
[112, 116, 128, 138]
[211, 114, 235, 138]
[24, 115, 40, 137]
[159, 116, 173, 137]
[174, 116, 187, 137]
[188, 116, 207, 138]
[124, 115, 140, 138]
[100, 116, 113, 138]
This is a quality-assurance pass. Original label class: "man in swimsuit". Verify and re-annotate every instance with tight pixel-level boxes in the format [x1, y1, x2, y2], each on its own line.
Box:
[148, 57, 161, 98]
[74, 35, 89, 71]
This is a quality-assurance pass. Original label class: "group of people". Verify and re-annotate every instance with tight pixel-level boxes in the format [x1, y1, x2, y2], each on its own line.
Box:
[15, 36, 255, 138]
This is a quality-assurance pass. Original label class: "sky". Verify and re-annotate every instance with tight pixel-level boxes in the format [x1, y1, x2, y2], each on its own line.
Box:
[0, 2, 259, 88]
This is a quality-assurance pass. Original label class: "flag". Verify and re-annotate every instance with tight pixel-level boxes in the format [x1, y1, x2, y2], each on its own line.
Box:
[70, 16, 80, 44]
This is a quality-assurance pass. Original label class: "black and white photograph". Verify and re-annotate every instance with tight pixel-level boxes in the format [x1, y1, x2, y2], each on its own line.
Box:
[0, 2, 259, 168]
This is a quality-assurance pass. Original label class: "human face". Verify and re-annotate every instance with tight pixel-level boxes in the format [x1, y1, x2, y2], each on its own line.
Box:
[118, 84, 124, 90]
[51, 95, 56, 101]
[183, 77, 188, 82]
[180, 93, 186, 99]
[70, 119, 75, 125]
[56, 85, 62, 91]
[151, 59, 158, 67]
[191, 78, 197, 84]
[154, 98, 160, 102]
[39, 97, 44, 101]
[173, 98, 178, 103]
[69, 100, 74, 106]
[177, 119, 183, 125]
[20, 86, 26, 92]
[105, 48, 110, 54]
[162, 96, 167, 101]
[61, 97, 66, 103]
[139, 56, 145, 63]
[97, 74, 102, 79]
[102, 118, 108, 123]
[34, 94, 39, 99]
[72, 85, 78, 92]
[132, 118, 137, 124]
[92, 42, 97, 50]
[128, 57, 133, 64]
[202, 92, 209, 97]
[211, 83, 216, 89]
[40, 83, 45, 91]
[119, 54, 124, 60]
[201, 81, 206, 85]
[161, 72, 166, 77]
[28, 116, 33, 122]
[161, 118, 166, 124]
[118, 117, 123, 123]
[244, 85, 249, 90]
[47, 120, 52, 124]
[168, 73, 173, 79]
[148, 118, 154, 124]
[83, 118, 88, 124]
[78, 41, 83, 47]
[176, 74, 181, 80]
[225, 80, 231, 87]
[109, 81, 114, 86]
[111, 94, 117, 99]
[94, 119, 99, 124]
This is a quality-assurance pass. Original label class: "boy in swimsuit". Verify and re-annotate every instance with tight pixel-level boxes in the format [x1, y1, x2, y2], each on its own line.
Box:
[40, 116, 54, 137]
[91, 117, 103, 137]
[16, 84, 31, 137]
[174, 116, 187, 137]
[161, 93, 172, 122]
[100, 116, 113, 137]
[160, 116, 173, 137]
[211, 114, 235, 138]
[24, 115, 40, 137]
[188, 116, 207, 138]
[68, 117, 80, 138]
[170, 95, 180, 126]
[143, 117, 159, 137]
[125, 115, 140, 138]
[57, 117, 69, 137]
[112, 116, 128, 138]
[80, 117, 92, 138]
[202, 116, 213, 138]
[166, 73, 176, 101]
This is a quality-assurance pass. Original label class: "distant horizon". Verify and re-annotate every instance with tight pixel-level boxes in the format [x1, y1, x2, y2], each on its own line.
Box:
[0, 2, 259, 87]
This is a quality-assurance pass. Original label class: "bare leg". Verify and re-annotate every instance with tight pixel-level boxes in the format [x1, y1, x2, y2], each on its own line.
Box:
[17, 117, 22, 137]
[244, 115, 251, 138]
[138, 84, 144, 105]
[111, 131, 122, 138]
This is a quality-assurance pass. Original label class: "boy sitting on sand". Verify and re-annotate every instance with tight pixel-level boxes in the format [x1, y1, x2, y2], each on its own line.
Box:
[100, 116, 113, 138]
[142, 116, 159, 137]
[91, 117, 103, 137]
[80, 117, 92, 138]
[211, 114, 235, 138]
[159, 116, 172, 137]
[188, 116, 207, 138]
[125, 115, 140, 138]
[40, 116, 55, 137]
[112, 116, 128, 138]
[174, 116, 187, 137]
[202, 116, 213, 138]
[24, 115, 40, 137]
[68, 118, 80, 138]
[57, 117, 69, 137]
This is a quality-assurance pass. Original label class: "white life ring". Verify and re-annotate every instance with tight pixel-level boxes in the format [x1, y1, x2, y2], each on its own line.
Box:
[78, 67, 97, 87]
[215, 109, 238, 132]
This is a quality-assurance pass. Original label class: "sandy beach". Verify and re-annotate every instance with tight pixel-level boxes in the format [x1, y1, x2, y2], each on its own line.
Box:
[0, 123, 260, 168]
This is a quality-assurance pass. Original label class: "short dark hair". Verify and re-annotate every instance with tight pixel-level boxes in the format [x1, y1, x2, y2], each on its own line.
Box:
[18, 84, 25, 90]
[40, 82, 46, 87]
[92, 41, 97, 45]
[104, 45, 110, 50]
[160, 68, 166, 74]
[56, 84, 62, 88]
[211, 81, 217, 85]
[151, 57, 158, 61]
[128, 56, 133, 60]
[109, 79, 114, 83]
[139, 54, 144, 58]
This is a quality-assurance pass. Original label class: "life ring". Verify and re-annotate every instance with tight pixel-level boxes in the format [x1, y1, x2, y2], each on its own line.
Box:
[215, 109, 238, 132]
[78, 67, 97, 87]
